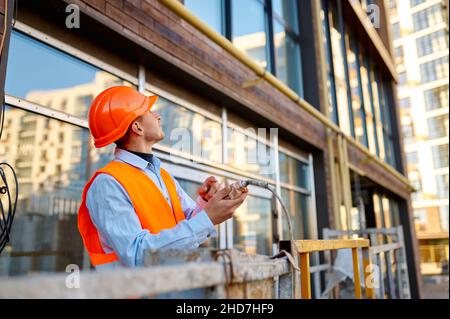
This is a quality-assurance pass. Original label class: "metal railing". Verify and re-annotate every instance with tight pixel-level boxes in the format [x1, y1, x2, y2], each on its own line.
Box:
[281, 239, 374, 299]
[322, 226, 411, 299]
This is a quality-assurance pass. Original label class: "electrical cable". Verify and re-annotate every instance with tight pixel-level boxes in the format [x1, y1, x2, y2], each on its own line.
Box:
[241, 179, 299, 298]
[0, 0, 18, 255]
[0, 162, 18, 254]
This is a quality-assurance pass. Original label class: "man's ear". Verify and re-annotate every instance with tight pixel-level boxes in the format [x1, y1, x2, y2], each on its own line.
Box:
[130, 120, 144, 135]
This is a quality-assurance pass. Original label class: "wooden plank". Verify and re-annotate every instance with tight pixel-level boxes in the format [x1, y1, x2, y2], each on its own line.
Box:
[352, 248, 362, 299]
[299, 253, 311, 299]
[293, 239, 370, 253]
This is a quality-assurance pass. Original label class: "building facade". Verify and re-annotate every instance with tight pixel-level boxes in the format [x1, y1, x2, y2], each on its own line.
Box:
[0, 0, 422, 297]
[389, 0, 449, 276]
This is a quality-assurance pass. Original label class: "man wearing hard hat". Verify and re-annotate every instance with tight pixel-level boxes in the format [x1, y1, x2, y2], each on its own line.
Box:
[78, 86, 248, 269]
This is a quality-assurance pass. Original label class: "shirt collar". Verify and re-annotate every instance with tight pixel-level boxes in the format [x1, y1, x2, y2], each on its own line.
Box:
[114, 148, 161, 171]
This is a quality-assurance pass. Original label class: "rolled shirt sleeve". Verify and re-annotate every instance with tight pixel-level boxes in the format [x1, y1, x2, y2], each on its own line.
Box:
[172, 177, 209, 220]
[86, 174, 217, 267]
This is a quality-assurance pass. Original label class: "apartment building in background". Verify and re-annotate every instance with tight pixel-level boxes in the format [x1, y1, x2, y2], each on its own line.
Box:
[389, 0, 449, 276]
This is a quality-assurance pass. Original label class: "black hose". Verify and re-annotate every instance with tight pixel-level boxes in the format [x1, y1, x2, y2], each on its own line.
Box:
[0, 162, 18, 254]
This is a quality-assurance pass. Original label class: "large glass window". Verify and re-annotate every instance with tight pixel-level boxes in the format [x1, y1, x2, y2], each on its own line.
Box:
[5, 31, 133, 119]
[402, 122, 415, 144]
[226, 127, 275, 179]
[233, 194, 272, 255]
[280, 188, 311, 239]
[410, 0, 426, 7]
[0, 107, 115, 276]
[359, 54, 377, 154]
[431, 144, 449, 169]
[416, 30, 448, 58]
[373, 193, 401, 232]
[177, 178, 218, 248]
[424, 85, 449, 111]
[428, 113, 449, 139]
[435, 174, 449, 199]
[329, 1, 352, 135]
[320, 0, 339, 123]
[232, 0, 270, 69]
[412, 4, 445, 31]
[346, 31, 365, 143]
[185, 0, 225, 35]
[321, 0, 398, 168]
[151, 96, 223, 164]
[370, 66, 387, 160]
[272, 0, 303, 96]
[378, 77, 397, 167]
[278, 152, 312, 239]
[278, 152, 309, 189]
[420, 56, 449, 83]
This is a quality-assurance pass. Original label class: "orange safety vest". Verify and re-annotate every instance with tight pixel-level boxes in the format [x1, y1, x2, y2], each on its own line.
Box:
[78, 161, 185, 266]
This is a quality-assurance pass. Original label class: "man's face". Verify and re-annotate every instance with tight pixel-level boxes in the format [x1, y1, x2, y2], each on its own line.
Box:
[139, 109, 165, 143]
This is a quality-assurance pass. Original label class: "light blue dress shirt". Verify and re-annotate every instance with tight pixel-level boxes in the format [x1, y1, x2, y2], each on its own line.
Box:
[86, 148, 217, 269]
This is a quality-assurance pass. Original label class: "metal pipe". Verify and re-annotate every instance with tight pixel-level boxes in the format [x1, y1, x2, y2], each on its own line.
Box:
[157, 0, 414, 192]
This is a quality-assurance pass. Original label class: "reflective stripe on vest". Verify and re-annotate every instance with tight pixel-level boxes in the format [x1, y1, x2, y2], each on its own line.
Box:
[78, 161, 185, 266]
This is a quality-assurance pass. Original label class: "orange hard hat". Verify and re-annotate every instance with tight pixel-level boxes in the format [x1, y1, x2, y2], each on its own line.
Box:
[88, 86, 158, 148]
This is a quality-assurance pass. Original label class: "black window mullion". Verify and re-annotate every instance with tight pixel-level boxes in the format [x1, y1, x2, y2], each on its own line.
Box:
[267, 0, 276, 75]
[224, 0, 232, 40]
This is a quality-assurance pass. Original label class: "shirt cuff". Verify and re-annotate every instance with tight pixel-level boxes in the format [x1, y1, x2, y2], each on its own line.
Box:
[189, 196, 208, 219]
[189, 210, 218, 244]
[196, 196, 208, 209]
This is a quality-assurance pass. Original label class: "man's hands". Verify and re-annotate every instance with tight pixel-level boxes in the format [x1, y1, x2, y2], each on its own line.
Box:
[204, 186, 248, 225]
[198, 176, 222, 201]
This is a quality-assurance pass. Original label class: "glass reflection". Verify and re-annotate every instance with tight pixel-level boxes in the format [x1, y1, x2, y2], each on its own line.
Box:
[177, 178, 218, 248]
[0, 107, 114, 276]
[359, 54, 377, 155]
[272, 0, 299, 33]
[273, 21, 302, 96]
[185, 0, 224, 35]
[6, 31, 133, 119]
[152, 96, 222, 163]
[233, 194, 272, 255]
[226, 127, 275, 179]
[329, 3, 351, 135]
[280, 188, 310, 240]
[232, 0, 269, 69]
[370, 67, 386, 160]
[278, 152, 309, 189]
[346, 32, 367, 146]
[320, 0, 339, 123]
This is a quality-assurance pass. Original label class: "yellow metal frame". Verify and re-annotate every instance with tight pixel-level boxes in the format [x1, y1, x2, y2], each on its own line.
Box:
[292, 239, 375, 299]
[157, 0, 414, 194]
